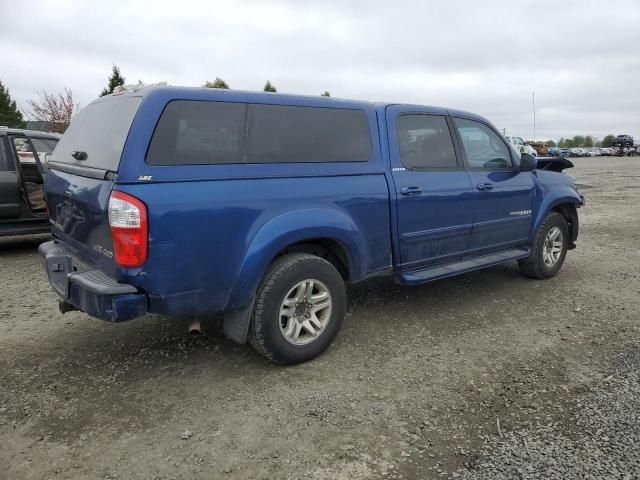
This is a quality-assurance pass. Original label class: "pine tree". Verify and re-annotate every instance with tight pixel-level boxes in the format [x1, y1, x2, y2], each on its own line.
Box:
[203, 78, 229, 89]
[100, 65, 126, 96]
[321, 91, 331, 97]
[263, 81, 277, 93]
[0, 80, 26, 128]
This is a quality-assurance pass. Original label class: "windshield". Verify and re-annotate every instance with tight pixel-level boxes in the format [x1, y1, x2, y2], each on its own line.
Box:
[50, 96, 141, 171]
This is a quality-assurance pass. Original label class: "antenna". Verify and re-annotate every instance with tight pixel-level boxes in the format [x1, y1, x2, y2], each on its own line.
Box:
[532, 91, 536, 142]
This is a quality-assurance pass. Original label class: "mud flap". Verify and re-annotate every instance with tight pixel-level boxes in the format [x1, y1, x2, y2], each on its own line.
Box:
[223, 298, 255, 344]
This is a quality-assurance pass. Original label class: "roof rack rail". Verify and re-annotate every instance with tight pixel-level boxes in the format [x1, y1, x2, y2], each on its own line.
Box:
[112, 82, 168, 95]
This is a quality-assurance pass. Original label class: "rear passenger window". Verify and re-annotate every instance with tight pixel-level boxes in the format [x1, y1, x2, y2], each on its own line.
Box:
[396, 115, 458, 169]
[147, 101, 246, 165]
[246, 104, 371, 163]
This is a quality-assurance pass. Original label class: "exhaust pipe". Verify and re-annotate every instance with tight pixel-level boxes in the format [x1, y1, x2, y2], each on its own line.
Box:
[188, 318, 201, 335]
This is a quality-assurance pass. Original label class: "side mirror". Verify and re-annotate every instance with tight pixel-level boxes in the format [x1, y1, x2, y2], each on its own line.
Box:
[520, 153, 537, 172]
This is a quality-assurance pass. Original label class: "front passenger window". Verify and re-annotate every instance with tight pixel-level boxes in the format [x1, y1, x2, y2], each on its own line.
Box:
[454, 118, 513, 170]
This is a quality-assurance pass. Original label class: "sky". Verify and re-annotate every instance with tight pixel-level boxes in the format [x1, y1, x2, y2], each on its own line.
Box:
[1, 0, 639, 141]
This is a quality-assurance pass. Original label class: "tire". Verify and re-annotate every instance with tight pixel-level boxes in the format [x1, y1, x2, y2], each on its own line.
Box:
[519, 212, 569, 279]
[248, 253, 346, 364]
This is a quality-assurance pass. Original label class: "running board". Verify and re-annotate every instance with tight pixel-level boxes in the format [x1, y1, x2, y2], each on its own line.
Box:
[397, 248, 530, 286]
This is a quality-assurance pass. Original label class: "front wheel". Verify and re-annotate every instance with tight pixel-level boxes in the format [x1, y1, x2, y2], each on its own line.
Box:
[519, 212, 569, 279]
[249, 253, 346, 364]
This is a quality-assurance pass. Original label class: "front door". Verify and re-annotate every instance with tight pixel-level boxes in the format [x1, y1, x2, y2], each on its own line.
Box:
[387, 107, 475, 270]
[0, 137, 21, 219]
[452, 117, 535, 254]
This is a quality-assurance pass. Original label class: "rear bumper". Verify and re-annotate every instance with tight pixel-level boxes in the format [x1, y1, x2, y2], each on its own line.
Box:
[38, 240, 147, 322]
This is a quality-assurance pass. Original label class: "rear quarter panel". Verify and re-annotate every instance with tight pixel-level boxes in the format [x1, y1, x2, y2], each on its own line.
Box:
[117, 176, 391, 315]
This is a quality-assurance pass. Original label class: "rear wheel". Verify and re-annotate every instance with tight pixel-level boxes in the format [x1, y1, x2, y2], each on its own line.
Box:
[519, 212, 569, 279]
[249, 253, 346, 364]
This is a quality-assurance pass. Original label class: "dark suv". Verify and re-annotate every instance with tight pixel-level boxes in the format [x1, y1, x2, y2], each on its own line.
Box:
[614, 135, 634, 147]
[0, 127, 59, 236]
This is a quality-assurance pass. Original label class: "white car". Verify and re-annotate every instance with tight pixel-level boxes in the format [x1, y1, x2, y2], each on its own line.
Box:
[505, 136, 537, 157]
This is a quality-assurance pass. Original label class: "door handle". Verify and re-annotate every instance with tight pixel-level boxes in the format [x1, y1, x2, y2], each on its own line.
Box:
[400, 186, 422, 195]
[476, 183, 494, 191]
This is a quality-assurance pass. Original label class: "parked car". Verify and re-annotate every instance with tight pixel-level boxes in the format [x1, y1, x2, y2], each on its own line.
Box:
[505, 136, 538, 157]
[548, 146, 571, 158]
[600, 147, 615, 156]
[39, 87, 584, 364]
[0, 128, 60, 236]
[569, 148, 583, 157]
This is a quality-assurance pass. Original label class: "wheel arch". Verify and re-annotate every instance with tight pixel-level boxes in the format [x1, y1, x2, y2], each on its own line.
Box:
[550, 203, 579, 247]
[225, 208, 367, 312]
[531, 190, 582, 245]
[222, 208, 366, 344]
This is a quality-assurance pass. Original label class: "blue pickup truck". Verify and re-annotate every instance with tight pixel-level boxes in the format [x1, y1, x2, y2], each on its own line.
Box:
[39, 86, 583, 364]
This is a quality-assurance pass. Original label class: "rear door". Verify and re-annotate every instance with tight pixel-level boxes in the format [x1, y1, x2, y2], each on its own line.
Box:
[387, 106, 475, 270]
[45, 95, 141, 272]
[0, 137, 21, 219]
[452, 117, 534, 253]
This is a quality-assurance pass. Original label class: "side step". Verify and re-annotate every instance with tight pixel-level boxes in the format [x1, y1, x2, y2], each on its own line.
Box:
[397, 248, 530, 286]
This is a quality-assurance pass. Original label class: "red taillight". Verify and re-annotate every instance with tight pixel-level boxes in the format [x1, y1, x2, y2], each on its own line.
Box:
[108, 191, 148, 268]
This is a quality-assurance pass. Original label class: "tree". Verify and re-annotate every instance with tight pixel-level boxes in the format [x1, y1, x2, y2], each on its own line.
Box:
[546, 139, 556, 147]
[601, 134, 616, 147]
[263, 81, 277, 92]
[584, 135, 594, 148]
[203, 78, 229, 89]
[0, 80, 25, 128]
[558, 137, 574, 148]
[321, 91, 331, 97]
[100, 65, 126, 97]
[27, 88, 78, 133]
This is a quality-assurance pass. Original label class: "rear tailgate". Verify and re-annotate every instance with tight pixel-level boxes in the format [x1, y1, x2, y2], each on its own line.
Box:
[45, 95, 142, 274]
[46, 169, 117, 274]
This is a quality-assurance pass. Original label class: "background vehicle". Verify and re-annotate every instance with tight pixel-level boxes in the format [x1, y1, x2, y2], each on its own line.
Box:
[0, 128, 59, 236]
[505, 135, 537, 156]
[528, 141, 550, 156]
[614, 134, 634, 147]
[39, 87, 583, 364]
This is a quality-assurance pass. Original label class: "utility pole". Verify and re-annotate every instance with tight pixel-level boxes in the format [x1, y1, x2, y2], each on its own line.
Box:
[532, 91, 536, 142]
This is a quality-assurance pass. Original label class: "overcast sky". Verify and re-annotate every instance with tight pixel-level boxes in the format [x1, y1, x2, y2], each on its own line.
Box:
[1, 0, 639, 140]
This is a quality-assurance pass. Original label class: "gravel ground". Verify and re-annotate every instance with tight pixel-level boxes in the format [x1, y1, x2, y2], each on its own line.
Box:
[1, 156, 639, 480]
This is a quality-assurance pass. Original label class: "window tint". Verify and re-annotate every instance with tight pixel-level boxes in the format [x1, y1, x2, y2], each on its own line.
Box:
[0, 138, 14, 171]
[246, 104, 370, 163]
[147, 101, 245, 165]
[51, 96, 141, 171]
[454, 118, 513, 170]
[396, 115, 457, 169]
